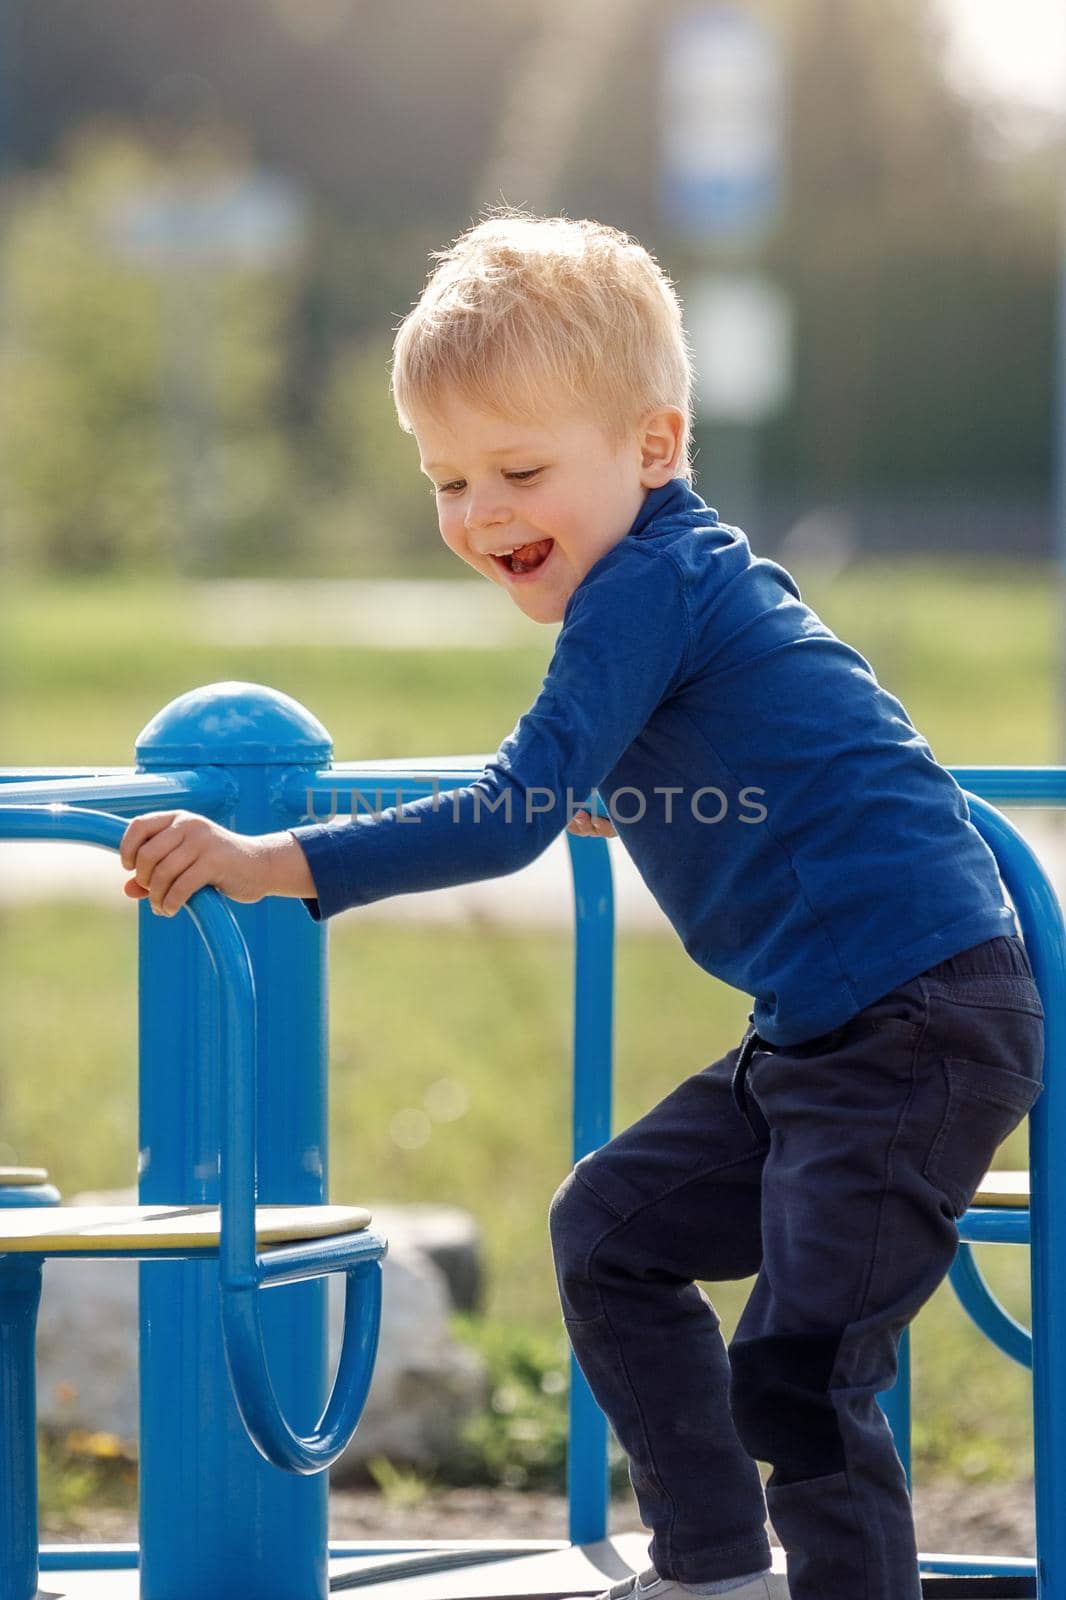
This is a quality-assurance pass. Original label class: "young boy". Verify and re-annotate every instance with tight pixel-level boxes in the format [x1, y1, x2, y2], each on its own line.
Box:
[120, 214, 1044, 1600]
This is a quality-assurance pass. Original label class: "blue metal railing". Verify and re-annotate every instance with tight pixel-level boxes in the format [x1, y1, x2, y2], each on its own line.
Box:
[2, 707, 1064, 1595]
[0, 805, 386, 1477]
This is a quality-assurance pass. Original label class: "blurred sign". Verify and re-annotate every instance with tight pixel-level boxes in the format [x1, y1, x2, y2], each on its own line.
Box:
[686, 272, 792, 423]
[661, 4, 785, 245]
[108, 173, 307, 269]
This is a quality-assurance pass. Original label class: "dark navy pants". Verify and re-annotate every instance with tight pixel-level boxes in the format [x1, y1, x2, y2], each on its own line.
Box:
[548, 936, 1044, 1600]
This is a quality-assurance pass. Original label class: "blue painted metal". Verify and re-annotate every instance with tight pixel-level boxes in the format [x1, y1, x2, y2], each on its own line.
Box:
[136, 681, 332, 768]
[951, 769, 1066, 805]
[0, 1179, 56, 1600]
[279, 759, 618, 1543]
[956, 1208, 1032, 1244]
[0, 779, 384, 1599]
[39, 1544, 141, 1571]
[3, 733, 1065, 1592]
[282, 755, 1066, 1587]
[877, 1327, 912, 1491]
[564, 834, 615, 1546]
[0, 1183, 61, 1207]
[280, 762, 1066, 818]
[0, 768, 235, 815]
[0, 1255, 43, 1600]
[37, 1540, 566, 1572]
[948, 1244, 1032, 1369]
[133, 684, 331, 1600]
[920, 1554, 1035, 1578]
[963, 793, 1066, 1600]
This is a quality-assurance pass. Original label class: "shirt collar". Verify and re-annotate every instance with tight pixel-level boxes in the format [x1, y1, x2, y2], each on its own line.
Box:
[627, 477, 709, 538]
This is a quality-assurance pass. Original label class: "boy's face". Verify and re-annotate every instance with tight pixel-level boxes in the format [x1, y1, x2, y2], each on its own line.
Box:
[412, 387, 669, 623]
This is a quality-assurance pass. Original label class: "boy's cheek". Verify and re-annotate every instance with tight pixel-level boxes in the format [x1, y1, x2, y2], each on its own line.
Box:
[438, 521, 469, 564]
[440, 527, 487, 577]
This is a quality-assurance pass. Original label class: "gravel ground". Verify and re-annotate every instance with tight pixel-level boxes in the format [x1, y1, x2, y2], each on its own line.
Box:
[44, 1478, 1036, 1560]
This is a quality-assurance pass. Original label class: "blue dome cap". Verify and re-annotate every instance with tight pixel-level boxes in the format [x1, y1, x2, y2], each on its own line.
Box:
[136, 682, 333, 767]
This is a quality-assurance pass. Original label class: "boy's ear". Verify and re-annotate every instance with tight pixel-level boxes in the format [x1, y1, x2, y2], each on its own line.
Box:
[638, 407, 685, 487]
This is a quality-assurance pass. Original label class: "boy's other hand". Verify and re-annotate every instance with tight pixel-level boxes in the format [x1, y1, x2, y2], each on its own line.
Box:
[119, 810, 314, 916]
[566, 809, 617, 839]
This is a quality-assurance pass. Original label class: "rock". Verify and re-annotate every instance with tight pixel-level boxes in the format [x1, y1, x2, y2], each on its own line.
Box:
[38, 1255, 139, 1442]
[35, 1191, 488, 1475]
[368, 1203, 483, 1313]
[329, 1233, 488, 1481]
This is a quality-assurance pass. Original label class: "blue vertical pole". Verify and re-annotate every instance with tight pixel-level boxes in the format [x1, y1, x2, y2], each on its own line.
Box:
[135, 683, 333, 1600]
[0, 1255, 43, 1600]
[876, 1327, 911, 1492]
[1024, 848, 1065, 1600]
[565, 835, 615, 1545]
[0, 1160, 59, 1600]
[962, 795, 1066, 1600]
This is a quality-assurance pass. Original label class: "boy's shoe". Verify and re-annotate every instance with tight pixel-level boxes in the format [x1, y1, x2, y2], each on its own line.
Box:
[573, 1567, 789, 1600]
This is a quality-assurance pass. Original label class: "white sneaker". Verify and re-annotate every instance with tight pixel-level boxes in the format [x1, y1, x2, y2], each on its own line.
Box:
[577, 1566, 789, 1600]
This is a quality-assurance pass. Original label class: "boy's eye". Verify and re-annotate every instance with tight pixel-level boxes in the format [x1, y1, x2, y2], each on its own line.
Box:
[505, 468, 542, 482]
[435, 480, 465, 495]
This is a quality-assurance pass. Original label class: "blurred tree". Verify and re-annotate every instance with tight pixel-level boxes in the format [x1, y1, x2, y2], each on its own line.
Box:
[757, 0, 1057, 498]
[0, 131, 167, 571]
[0, 0, 1058, 566]
[306, 334, 447, 576]
[0, 128, 302, 573]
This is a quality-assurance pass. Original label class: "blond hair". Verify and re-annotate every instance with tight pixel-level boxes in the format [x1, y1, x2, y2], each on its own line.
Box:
[391, 212, 693, 481]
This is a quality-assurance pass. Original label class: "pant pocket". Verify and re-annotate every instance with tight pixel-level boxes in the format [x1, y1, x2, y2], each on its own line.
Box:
[923, 1056, 1042, 1218]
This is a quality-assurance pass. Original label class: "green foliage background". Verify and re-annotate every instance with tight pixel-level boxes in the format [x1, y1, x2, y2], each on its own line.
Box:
[0, 0, 1059, 581]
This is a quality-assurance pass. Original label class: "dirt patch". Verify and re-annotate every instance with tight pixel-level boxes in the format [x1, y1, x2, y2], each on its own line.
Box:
[43, 1478, 1036, 1558]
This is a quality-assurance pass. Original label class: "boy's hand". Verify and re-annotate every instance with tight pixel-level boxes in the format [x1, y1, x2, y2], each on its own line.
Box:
[119, 810, 314, 916]
[566, 809, 616, 839]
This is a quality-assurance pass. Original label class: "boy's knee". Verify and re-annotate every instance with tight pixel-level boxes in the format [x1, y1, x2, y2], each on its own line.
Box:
[728, 1331, 846, 1484]
[549, 1167, 612, 1255]
[548, 1166, 622, 1314]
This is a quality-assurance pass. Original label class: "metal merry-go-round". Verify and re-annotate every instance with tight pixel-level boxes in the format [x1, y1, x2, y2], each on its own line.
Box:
[0, 680, 1063, 1600]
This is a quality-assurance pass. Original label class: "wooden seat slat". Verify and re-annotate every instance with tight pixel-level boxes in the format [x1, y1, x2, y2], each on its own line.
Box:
[0, 1203, 372, 1253]
[971, 1170, 1029, 1210]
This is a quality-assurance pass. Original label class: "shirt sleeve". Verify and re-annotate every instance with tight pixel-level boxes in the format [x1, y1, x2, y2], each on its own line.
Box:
[291, 544, 690, 920]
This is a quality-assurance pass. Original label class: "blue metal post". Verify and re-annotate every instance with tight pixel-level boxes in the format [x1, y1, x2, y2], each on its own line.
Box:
[964, 795, 1066, 1600]
[0, 1255, 43, 1600]
[565, 835, 615, 1546]
[135, 683, 334, 1600]
[876, 1327, 911, 1492]
[0, 1177, 57, 1600]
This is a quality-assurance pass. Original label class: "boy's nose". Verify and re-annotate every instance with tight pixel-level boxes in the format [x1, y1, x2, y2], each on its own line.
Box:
[464, 494, 511, 535]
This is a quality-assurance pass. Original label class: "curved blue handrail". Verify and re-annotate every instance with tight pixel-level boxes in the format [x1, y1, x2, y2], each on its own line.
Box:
[962, 793, 1066, 1589]
[948, 1242, 1032, 1368]
[0, 804, 384, 1473]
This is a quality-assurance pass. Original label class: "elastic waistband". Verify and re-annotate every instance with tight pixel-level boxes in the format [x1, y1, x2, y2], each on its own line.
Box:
[919, 934, 1033, 985]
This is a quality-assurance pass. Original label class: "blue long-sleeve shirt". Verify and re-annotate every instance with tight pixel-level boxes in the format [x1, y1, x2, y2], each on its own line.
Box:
[292, 479, 1013, 1046]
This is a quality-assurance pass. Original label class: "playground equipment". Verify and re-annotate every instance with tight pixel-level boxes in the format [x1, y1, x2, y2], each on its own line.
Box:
[0, 801, 387, 1600]
[0, 683, 1061, 1599]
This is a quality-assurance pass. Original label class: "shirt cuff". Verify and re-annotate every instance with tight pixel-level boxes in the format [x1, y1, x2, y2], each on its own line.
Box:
[289, 823, 359, 921]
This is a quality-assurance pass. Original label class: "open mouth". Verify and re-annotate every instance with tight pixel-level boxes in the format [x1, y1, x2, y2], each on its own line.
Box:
[493, 538, 555, 578]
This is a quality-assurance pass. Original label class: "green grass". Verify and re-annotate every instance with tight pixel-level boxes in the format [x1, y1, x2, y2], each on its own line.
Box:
[0, 559, 1055, 1503]
[0, 904, 752, 1325]
[0, 557, 1058, 765]
[0, 902, 1038, 1492]
[0, 574, 553, 765]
